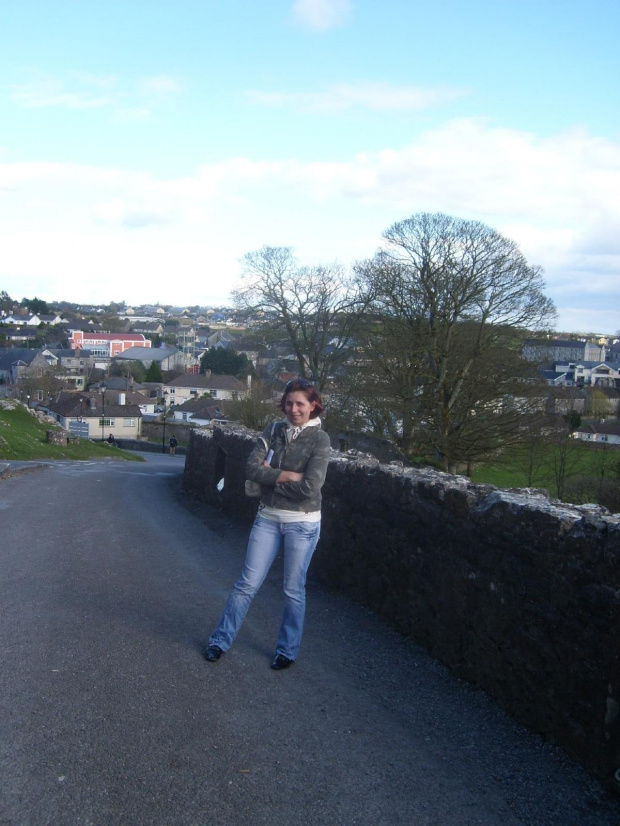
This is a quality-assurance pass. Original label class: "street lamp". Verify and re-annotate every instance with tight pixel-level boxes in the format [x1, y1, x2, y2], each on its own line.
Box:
[100, 384, 107, 442]
[79, 397, 84, 423]
[161, 390, 169, 454]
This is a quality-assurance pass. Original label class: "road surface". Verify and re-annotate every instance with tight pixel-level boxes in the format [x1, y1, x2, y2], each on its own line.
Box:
[0, 454, 618, 825]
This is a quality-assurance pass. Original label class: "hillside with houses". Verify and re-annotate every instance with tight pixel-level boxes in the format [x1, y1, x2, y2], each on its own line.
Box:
[0, 298, 315, 443]
[1, 296, 619, 499]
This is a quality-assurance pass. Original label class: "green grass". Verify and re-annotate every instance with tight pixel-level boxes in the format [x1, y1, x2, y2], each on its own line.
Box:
[0, 403, 144, 462]
[471, 439, 619, 500]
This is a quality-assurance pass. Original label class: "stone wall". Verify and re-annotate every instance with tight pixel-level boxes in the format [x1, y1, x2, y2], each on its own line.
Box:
[183, 426, 620, 782]
[46, 429, 68, 445]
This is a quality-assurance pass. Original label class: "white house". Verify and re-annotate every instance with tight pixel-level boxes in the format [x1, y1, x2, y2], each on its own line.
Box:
[574, 362, 620, 388]
[1, 313, 43, 325]
[574, 423, 620, 445]
[164, 373, 247, 405]
[41, 391, 143, 441]
[170, 398, 229, 426]
[550, 360, 620, 389]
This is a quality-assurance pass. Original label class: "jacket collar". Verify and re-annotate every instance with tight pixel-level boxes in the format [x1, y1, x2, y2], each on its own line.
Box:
[284, 416, 321, 440]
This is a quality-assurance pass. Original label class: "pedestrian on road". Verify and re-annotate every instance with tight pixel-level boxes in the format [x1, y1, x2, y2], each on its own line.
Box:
[169, 435, 178, 456]
[205, 379, 331, 670]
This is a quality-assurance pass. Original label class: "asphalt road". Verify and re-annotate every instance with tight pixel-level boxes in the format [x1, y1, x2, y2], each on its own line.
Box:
[1, 454, 618, 826]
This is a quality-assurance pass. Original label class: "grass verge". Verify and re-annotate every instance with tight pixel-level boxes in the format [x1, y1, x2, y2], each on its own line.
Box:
[0, 403, 144, 462]
[471, 439, 619, 503]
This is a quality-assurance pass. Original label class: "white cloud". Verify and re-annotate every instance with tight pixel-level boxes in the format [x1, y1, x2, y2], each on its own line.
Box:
[93, 198, 172, 228]
[138, 75, 182, 96]
[3, 120, 618, 235]
[0, 161, 126, 189]
[72, 72, 118, 89]
[9, 75, 113, 110]
[1, 119, 619, 330]
[7, 71, 180, 115]
[291, 0, 352, 31]
[248, 81, 466, 113]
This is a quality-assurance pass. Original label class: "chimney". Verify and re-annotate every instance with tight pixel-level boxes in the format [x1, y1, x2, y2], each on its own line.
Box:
[118, 392, 125, 405]
[89, 396, 96, 409]
[247, 374, 252, 390]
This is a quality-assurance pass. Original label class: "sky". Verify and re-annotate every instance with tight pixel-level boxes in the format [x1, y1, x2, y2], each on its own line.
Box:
[1, 0, 619, 334]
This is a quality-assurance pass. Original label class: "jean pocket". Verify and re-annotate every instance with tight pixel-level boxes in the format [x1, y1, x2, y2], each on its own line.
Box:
[293, 522, 320, 539]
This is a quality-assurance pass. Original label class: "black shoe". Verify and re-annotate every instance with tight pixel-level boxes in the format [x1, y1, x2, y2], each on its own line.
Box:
[271, 654, 293, 670]
[205, 645, 223, 662]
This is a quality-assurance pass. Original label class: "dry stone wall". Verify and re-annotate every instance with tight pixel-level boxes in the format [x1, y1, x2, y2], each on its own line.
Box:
[183, 425, 620, 782]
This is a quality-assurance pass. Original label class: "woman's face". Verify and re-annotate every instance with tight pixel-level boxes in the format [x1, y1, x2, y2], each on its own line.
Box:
[284, 391, 315, 426]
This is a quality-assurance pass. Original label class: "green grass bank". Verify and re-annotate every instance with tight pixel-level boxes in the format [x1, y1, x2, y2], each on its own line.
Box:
[0, 402, 144, 462]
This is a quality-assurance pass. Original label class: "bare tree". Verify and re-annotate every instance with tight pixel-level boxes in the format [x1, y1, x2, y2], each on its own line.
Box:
[511, 427, 550, 488]
[545, 427, 584, 501]
[355, 213, 556, 470]
[232, 246, 372, 391]
[332, 308, 427, 454]
[225, 379, 276, 431]
[19, 364, 66, 399]
[592, 440, 620, 503]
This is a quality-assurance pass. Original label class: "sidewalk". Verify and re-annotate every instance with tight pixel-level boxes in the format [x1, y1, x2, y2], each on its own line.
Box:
[0, 460, 53, 478]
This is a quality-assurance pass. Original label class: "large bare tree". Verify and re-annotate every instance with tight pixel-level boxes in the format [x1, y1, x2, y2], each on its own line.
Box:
[355, 212, 556, 470]
[232, 246, 372, 392]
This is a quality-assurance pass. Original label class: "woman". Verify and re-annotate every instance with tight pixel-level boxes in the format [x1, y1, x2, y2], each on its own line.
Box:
[205, 379, 331, 670]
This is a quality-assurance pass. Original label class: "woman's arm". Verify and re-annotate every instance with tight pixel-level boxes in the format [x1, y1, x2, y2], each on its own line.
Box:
[245, 424, 282, 487]
[273, 432, 331, 500]
[276, 470, 304, 484]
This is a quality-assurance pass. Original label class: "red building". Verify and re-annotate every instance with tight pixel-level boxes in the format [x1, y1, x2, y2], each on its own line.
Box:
[68, 331, 152, 357]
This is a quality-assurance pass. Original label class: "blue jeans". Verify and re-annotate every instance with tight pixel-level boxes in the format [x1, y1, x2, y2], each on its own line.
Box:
[209, 516, 321, 660]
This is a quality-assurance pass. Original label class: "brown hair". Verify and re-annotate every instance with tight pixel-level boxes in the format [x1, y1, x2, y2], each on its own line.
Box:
[279, 379, 324, 419]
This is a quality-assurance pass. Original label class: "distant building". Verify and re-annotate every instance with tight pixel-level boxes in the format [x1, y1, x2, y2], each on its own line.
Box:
[40, 390, 143, 441]
[114, 346, 180, 371]
[573, 362, 620, 388]
[68, 331, 151, 357]
[542, 359, 620, 389]
[523, 338, 586, 363]
[0, 349, 43, 384]
[574, 422, 620, 445]
[164, 373, 248, 405]
[170, 398, 228, 426]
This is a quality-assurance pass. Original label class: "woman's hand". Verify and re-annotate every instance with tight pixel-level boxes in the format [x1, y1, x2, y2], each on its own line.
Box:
[276, 470, 304, 484]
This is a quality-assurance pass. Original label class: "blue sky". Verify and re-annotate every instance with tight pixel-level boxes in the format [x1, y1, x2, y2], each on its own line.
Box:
[1, 0, 618, 334]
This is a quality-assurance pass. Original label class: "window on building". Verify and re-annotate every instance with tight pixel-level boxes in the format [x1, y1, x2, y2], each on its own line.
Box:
[123, 418, 135, 427]
[99, 418, 115, 427]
